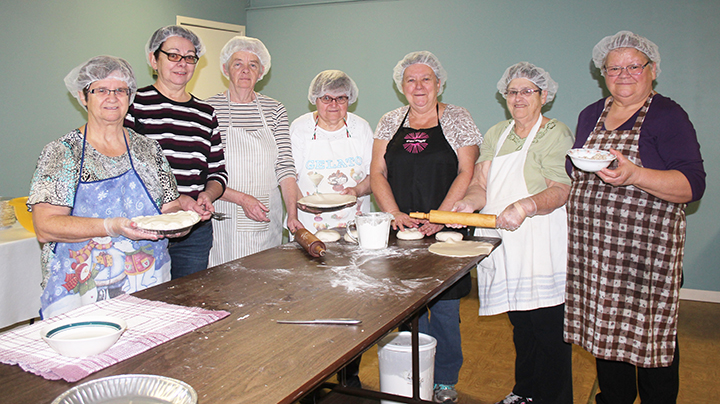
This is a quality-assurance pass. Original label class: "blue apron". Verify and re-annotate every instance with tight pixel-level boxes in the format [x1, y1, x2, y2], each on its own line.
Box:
[40, 128, 171, 319]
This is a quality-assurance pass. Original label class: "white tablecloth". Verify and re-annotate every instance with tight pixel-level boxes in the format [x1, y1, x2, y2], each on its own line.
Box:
[0, 223, 42, 328]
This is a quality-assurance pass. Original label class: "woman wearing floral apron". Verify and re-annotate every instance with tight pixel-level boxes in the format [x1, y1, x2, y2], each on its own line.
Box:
[372, 51, 480, 403]
[454, 63, 573, 404]
[29, 56, 181, 319]
[207, 36, 301, 266]
[565, 31, 705, 403]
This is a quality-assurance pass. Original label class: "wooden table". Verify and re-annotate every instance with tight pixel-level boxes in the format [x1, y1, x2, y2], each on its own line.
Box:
[0, 235, 500, 404]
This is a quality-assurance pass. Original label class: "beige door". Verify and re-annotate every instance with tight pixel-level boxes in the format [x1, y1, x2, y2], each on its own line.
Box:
[176, 16, 245, 100]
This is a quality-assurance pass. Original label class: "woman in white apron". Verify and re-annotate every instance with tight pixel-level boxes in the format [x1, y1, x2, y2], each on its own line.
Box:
[291, 70, 373, 232]
[28, 56, 182, 319]
[453, 63, 574, 404]
[207, 36, 301, 266]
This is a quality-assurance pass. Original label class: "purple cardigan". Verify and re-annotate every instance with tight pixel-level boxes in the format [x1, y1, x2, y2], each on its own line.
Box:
[569, 94, 706, 202]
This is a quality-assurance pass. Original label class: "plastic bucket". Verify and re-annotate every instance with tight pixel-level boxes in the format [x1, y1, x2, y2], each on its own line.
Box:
[377, 331, 437, 404]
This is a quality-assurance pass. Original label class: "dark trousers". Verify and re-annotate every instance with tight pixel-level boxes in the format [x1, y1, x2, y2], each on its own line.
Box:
[169, 220, 213, 279]
[507, 303, 573, 404]
[595, 339, 680, 404]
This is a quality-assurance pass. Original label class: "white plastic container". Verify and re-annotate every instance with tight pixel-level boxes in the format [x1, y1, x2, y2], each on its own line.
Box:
[377, 331, 437, 404]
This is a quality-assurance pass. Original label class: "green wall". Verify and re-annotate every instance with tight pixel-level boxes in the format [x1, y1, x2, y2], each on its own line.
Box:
[245, 0, 719, 292]
[1, 0, 718, 293]
[0, 0, 246, 196]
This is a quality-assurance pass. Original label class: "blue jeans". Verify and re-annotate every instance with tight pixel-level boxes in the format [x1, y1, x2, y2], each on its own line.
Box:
[169, 220, 213, 279]
[418, 298, 462, 385]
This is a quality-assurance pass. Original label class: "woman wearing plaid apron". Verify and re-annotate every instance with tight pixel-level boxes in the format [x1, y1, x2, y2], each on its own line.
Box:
[565, 31, 705, 403]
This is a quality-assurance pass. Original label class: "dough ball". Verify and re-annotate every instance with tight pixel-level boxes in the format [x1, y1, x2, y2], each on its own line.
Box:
[396, 228, 424, 240]
[315, 229, 341, 242]
[435, 231, 463, 242]
[344, 229, 358, 243]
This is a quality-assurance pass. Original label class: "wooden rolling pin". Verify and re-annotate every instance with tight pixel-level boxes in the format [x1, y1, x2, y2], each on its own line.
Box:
[410, 210, 497, 228]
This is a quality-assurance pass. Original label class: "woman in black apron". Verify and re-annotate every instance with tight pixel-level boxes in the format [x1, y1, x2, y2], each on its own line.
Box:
[371, 51, 481, 404]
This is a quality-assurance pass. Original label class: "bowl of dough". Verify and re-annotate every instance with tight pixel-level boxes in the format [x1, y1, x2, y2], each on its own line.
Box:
[567, 148, 616, 172]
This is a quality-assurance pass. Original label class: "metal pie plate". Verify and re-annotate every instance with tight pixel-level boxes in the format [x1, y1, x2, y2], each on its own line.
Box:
[52, 374, 197, 404]
[297, 193, 357, 212]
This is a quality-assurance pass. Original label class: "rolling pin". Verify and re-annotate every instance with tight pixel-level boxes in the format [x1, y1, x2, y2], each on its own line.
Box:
[410, 210, 497, 228]
[294, 228, 327, 257]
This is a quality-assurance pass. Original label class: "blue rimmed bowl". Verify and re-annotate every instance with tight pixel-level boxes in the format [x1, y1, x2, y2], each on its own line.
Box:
[41, 316, 127, 357]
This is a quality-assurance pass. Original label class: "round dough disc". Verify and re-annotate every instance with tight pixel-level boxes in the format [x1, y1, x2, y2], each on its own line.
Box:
[435, 231, 463, 242]
[315, 229, 341, 242]
[428, 240, 494, 257]
[344, 229, 358, 243]
[396, 228, 424, 240]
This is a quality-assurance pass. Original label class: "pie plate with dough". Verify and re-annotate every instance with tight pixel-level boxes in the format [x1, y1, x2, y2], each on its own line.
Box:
[132, 210, 201, 235]
[428, 240, 494, 257]
[297, 193, 357, 212]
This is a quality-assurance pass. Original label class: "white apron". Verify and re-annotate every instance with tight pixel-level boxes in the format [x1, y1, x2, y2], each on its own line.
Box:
[209, 93, 281, 266]
[296, 116, 370, 231]
[474, 116, 567, 315]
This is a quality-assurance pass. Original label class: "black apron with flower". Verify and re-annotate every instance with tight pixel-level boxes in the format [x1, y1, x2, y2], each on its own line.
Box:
[564, 94, 686, 367]
[385, 106, 471, 300]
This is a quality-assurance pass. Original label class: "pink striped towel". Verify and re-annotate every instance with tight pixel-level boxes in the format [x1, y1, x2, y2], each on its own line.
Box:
[0, 294, 229, 382]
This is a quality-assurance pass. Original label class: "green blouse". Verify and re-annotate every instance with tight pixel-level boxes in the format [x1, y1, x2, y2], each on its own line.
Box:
[478, 118, 574, 194]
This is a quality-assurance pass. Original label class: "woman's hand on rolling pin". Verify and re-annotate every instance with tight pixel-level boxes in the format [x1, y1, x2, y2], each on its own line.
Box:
[496, 198, 536, 231]
[445, 199, 474, 228]
[389, 211, 419, 231]
[287, 218, 304, 234]
[597, 149, 640, 187]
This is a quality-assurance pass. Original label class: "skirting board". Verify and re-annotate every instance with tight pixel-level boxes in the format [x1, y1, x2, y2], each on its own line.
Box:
[680, 288, 720, 303]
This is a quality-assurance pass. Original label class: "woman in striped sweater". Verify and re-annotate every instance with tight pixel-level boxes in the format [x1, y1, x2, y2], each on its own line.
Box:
[126, 26, 228, 279]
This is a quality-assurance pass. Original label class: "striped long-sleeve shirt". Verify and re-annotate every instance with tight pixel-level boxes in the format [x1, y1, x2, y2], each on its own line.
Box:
[205, 92, 295, 183]
[125, 85, 228, 198]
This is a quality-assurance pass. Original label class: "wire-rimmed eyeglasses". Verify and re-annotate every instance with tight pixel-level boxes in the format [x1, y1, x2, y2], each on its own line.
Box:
[603, 61, 651, 77]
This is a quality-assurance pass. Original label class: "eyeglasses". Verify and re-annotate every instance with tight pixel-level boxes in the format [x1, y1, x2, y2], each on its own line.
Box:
[88, 87, 131, 97]
[504, 88, 541, 98]
[603, 61, 651, 77]
[159, 50, 199, 65]
[318, 95, 349, 105]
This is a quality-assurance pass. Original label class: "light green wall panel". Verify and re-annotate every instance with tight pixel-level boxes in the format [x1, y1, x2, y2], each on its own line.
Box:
[0, 0, 246, 197]
[246, 0, 720, 292]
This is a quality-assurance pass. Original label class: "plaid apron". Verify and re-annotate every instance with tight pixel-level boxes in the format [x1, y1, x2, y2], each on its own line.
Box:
[564, 93, 686, 367]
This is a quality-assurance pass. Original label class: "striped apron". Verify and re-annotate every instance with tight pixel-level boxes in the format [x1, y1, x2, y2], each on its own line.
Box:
[209, 93, 281, 266]
[564, 93, 686, 367]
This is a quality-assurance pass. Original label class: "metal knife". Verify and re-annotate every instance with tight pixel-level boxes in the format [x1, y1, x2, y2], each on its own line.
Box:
[276, 319, 362, 325]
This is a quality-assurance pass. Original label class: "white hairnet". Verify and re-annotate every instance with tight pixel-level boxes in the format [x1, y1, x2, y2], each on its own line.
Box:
[219, 36, 271, 80]
[393, 51, 448, 96]
[592, 30, 661, 77]
[497, 62, 558, 103]
[308, 70, 359, 105]
[64, 55, 137, 109]
[145, 25, 205, 67]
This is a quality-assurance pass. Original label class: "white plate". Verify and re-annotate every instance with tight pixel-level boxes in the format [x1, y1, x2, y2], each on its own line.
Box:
[52, 374, 197, 404]
[297, 193, 357, 209]
[132, 211, 201, 235]
[41, 316, 126, 357]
